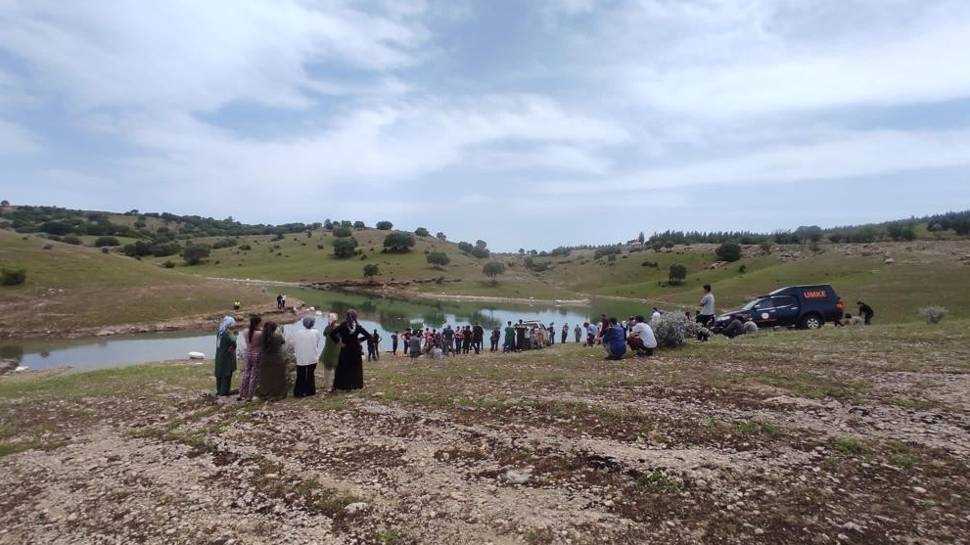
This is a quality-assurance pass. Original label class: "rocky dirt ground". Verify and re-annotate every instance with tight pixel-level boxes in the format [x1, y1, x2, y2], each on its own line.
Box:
[0, 322, 968, 545]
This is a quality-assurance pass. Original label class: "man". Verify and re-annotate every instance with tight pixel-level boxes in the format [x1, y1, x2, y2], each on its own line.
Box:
[857, 301, 874, 325]
[628, 315, 658, 357]
[391, 331, 399, 355]
[367, 329, 381, 361]
[698, 285, 716, 327]
[276, 293, 283, 310]
[291, 316, 324, 397]
[547, 323, 555, 345]
[443, 325, 455, 355]
[504, 321, 515, 352]
[574, 323, 582, 343]
[490, 326, 501, 352]
[602, 318, 627, 360]
[472, 324, 484, 354]
[462, 325, 472, 354]
[585, 322, 597, 347]
[515, 320, 527, 352]
[561, 323, 569, 344]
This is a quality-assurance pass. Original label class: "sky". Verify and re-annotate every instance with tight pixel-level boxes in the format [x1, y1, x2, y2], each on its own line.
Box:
[1, 0, 969, 250]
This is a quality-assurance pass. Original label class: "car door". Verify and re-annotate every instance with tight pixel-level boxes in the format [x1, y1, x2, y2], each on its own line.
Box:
[750, 298, 777, 326]
[771, 295, 800, 326]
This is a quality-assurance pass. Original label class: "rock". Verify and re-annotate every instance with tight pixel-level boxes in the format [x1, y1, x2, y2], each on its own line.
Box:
[344, 502, 369, 514]
[0, 359, 18, 375]
[884, 258, 895, 264]
[503, 468, 532, 485]
[913, 486, 927, 494]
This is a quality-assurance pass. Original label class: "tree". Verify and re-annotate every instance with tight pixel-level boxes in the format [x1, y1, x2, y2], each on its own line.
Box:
[383, 231, 415, 253]
[0, 200, 9, 207]
[94, 236, 120, 247]
[475, 240, 487, 250]
[715, 242, 742, 262]
[668, 263, 687, 285]
[426, 251, 450, 268]
[483, 261, 506, 284]
[470, 247, 490, 258]
[457, 241, 474, 253]
[638, 231, 645, 244]
[435, 232, 447, 241]
[414, 227, 430, 237]
[363, 263, 381, 278]
[353, 221, 366, 230]
[376, 221, 393, 230]
[332, 226, 353, 238]
[323, 219, 333, 230]
[182, 243, 211, 266]
[887, 223, 916, 241]
[332, 237, 358, 258]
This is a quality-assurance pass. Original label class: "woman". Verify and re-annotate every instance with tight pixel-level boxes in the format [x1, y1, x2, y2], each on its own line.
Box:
[603, 317, 627, 361]
[329, 310, 372, 391]
[214, 316, 237, 396]
[257, 321, 287, 400]
[320, 313, 341, 392]
[238, 315, 263, 401]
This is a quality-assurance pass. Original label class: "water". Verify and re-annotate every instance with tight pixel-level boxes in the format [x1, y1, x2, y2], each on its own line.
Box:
[1, 288, 651, 371]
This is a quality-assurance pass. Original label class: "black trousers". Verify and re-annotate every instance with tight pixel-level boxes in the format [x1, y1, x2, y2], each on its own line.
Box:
[294, 364, 317, 397]
[490, 339, 499, 351]
[216, 374, 232, 396]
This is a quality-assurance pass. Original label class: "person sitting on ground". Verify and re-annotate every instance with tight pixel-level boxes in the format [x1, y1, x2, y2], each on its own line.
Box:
[721, 316, 751, 339]
[651, 308, 663, 321]
[742, 315, 759, 335]
[602, 318, 627, 360]
[857, 301, 874, 325]
[584, 322, 596, 346]
[292, 316, 324, 398]
[627, 315, 658, 357]
[841, 312, 864, 326]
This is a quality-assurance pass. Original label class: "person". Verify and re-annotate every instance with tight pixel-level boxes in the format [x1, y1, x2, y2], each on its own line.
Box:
[857, 301, 874, 325]
[547, 323, 555, 345]
[472, 324, 484, 354]
[454, 327, 462, 354]
[238, 315, 262, 401]
[698, 285, 716, 327]
[443, 325, 455, 356]
[503, 321, 515, 352]
[409, 331, 422, 359]
[281, 293, 287, 309]
[602, 318, 627, 360]
[651, 308, 662, 321]
[292, 316, 324, 397]
[584, 322, 596, 346]
[596, 314, 609, 345]
[328, 310, 372, 391]
[843, 313, 864, 326]
[490, 326, 500, 352]
[320, 313, 340, 392]
[233, 300, 241, 311]
[574, 323, 582, 343]
[214, 316, 237, 396]
[257, 321, 287, 400]
[742, 316, 759, 334]
[721, 317, 745, 339]
[276, 293, 283, 311]
[515, 320, 527, 351]
[628, 315, 658, 357]
[367, 329, 381, 361]
[524, 325, 534, 350]
[391, 331, 399, 355]
[835, 298, 846, 325]
[561, 324, 568, 344]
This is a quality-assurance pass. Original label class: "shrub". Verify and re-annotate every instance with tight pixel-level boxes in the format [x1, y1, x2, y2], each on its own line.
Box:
[332, 226, 353, 238]
[524, 256, 550, 272]
[650, 313, 688, 349]
[641, 260, 658, 268]
[426, 252, 450, 268]
[594, 246, 622, 259]
[715, 242, 742, 262]
[668, 263, 687, 285]
[828, 232, 844, 243]
[101, 247, 110, 254]
[61, 235, 82, 245]
[39, 220, 73, 235]
[918, 306, 948, 324]
[363, 263, 381, 278]
[1, 267, 26, 286]
[182, 243, 211, 265]
[738, 264, 747, 274]
[383, 232, 415, 253]
[759, 242, 772, 255]
[483, 261, 505, 282]
[414, 227, 430, 237]
[332, 237, 358, 259]
[239, 244, 252, 251]
[470, 246, 490, 259]
[353, 221, 366, 230]
[94, 236, 120, 247]
[212, 237, 238, 249]
[457, 241, 474, 253]
[887, 223, 917, 241]
[162, 260, 176, 269]
[376, 221, 393, 230]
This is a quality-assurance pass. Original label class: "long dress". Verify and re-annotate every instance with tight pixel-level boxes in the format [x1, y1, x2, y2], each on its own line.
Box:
[329, 322, 372, 391]
[238, 329, 263, 399]
[320, 324, 340, 391]
[214, 331, 237, 396]
[257, 332, 287, 400]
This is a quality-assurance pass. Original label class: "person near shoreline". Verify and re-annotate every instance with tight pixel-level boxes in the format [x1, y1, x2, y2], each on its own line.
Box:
[561, 323, 568, 344]
[443, 325, 455, 356]
[628, 315, 657, 357]
[490, 326, 500, 352]
[320, 313, 340, 392]
[329, 309, 372, 391]
[698, 284, 716, 327]
[584, 322, 597, 346]
[547, 323, 555, 345]
[409, 330, 422, 359]
[214, 316, 237, 396]
[257, 321, 287, 400]
[504, 321, 515, 352]
[574, 324, 582, 343]
[237, 315, 263, 401]
[602, 317, 627, 360]
[367, 329, 381, 361]
[391, 331, 399, 355]
[292, 316, 324, 397]
[276, 293, 283, 311]
[514, 320, 526, 351]
[472, 324, 484, 354]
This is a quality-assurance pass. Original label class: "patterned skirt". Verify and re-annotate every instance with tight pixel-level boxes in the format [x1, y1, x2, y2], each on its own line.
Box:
[238, 349, 261, 399]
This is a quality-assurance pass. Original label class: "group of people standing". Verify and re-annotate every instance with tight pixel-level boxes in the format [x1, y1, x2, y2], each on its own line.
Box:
[213, 309, 375, 400]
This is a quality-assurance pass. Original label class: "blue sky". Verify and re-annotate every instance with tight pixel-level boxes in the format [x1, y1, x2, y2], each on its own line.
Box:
[1, 0, 969, 250]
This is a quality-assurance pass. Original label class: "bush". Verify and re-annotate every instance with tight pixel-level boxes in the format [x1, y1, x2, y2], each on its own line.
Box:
[332, 226, 353, 238]
[353, 221, 366, 230]
[414, 227, 430, 237]
[715, 242, 742, 262]
[39, 220, 73, 235]
[1, 267, 26, 286]
[363, 263, 381, 278]
[61, 235, 82, 245]
[524, 256, 550, 272]
[641, 260, 658, 268]
[162, 260, 176, 269]
[101, 247, 110, 254]
[887, 223, 917, 241]
[738, 264, 747, 274]
[470, 246, 490, 259]
[332, 237, 358, 258]
[212, 237, 238, 249]
[650, 314, 688, 349]
[668, 263, 687, 285]
[182, 243, 211, 265]
[594, 246, 622, 259]
[426, 252, 450, 268]
[239, 244, 252, 251]
[376, 221, 393, 230]
[383, 232, 416, 253]
[435, 232, 447, 241]
[918, 306, 948, 324]
[94, 236, 120, 247]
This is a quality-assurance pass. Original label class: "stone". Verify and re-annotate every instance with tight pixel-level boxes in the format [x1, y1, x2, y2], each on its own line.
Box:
[344, 502, 369, 515]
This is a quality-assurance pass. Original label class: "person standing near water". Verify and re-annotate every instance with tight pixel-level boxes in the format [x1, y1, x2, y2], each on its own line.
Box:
[391, 331, 399, 355]
[320, 313, 340, 393]
[257, 321, 287, 400]
[574, 323, 582, 343]
[561, 324, 568, 344]
[367, 329, 381, 361]
[237, 315, 263, 401]
[214, 316, 237, 396]
[292, 316, 324, 397]
[329, 310, 372, 391]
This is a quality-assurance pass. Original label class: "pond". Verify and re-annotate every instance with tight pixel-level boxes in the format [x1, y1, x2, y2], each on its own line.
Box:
[1, 288, 656, 371]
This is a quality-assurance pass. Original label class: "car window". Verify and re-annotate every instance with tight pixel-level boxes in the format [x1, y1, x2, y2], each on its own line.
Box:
[754, 299, 774, 310]
[772, 296, 797, 308]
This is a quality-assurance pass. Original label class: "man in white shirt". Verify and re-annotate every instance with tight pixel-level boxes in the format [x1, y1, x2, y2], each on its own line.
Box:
[698, 284, 716, 327]
[291, 316, 324, 397]
[628, 315, 658, 357]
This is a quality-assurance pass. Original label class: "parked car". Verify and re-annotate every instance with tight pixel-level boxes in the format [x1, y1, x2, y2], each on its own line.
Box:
[714, 285, 844, 330]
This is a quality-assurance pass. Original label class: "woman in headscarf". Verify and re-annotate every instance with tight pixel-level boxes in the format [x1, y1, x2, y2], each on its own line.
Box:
[319, 313, 341, 393]
[328, 309, 372, 391]
[214, 316, 237, 396]
[257, 321, 287, 400]
[237, 314, 262, 401]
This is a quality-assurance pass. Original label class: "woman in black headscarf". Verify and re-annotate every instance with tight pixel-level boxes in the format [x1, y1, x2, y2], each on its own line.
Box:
[328, 309, 372, 391]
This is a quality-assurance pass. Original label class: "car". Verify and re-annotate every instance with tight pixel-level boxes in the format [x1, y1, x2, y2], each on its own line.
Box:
[714, 284, 844, 330]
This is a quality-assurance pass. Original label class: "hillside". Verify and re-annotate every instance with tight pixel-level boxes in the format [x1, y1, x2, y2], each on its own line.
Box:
[0, 230, 271, 338]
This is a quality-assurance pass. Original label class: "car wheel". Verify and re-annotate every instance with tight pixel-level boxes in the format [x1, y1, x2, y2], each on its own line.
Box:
[801, 314, 823, 329]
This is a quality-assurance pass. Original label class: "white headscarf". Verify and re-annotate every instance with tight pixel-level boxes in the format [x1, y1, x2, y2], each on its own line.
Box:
[217, 316, 236, 337]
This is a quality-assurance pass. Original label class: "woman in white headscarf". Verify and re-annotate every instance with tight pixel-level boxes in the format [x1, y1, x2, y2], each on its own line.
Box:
[214, 316, 237, 396]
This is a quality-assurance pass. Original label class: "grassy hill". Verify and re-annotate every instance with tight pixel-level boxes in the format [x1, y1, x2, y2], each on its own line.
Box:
[0, 230, 270, 337]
